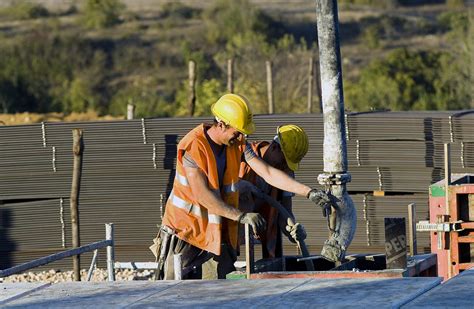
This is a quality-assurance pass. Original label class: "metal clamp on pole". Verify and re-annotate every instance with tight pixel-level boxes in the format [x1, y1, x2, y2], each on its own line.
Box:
[317, 172, 351, 186]
[416, 218, 464, 250]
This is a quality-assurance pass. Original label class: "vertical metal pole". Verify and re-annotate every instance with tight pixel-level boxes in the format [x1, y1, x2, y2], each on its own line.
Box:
[188, 60, 196, 117]
[444, 143, 452, 278]
[173, 254, 182, 280]
[266, 60, 274, 114]
[106, 223, 115, 282]
[127, 103, 135, 120]
[245, 223, 254, 279]
[227, 58, 234, 93]
[444, 143, 451, 216]
[307, 56, 314, 113]
[70, 128, 83, 281]
[408, 203, 417, 256]
[316, 0, 356, 262]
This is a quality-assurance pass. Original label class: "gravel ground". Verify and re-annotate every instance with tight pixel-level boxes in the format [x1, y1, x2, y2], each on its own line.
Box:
[1, 268, 156, 283]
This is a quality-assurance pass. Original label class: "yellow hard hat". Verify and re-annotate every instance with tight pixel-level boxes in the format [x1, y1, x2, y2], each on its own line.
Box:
[277, 124, 309, 171]
[211, 94, 255, 135]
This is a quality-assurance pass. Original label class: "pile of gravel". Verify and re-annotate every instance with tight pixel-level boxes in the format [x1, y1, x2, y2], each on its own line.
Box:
[1, 268, 156, 283]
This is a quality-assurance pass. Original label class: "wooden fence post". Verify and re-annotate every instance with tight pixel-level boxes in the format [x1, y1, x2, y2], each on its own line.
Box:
[315, 57, 323, 113]
[71, 128, 84, 281]
[227, 58, 234, 93]
[266, 60, 274, 114]
[127, 102, 135, 120]
[188, 60, 196, 117]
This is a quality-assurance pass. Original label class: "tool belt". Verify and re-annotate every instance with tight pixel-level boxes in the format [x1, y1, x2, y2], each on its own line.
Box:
[149, 225, 176, 280]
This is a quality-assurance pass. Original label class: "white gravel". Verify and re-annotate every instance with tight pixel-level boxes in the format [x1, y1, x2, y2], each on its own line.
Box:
[1, 268, 156, 283]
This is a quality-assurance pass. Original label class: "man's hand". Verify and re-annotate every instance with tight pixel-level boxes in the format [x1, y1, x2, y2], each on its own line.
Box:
[285, 222, 307, 243]
[238, 212, 266, 235]
[307, 189, 338, 217]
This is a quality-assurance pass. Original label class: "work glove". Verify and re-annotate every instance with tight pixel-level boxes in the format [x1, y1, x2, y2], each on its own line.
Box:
[238, 212, 266, 235]
[307, 189, 338, 217]
[285, 222, 307, 243]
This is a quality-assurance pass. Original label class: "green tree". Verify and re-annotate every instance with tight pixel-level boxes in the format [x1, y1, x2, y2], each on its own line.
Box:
[203, 0, 285, 45]
[81, 0, 126, 29]
[345, 48, 471, 112]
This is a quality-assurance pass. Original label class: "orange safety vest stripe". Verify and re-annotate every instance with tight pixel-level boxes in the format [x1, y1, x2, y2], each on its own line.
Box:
[162, 124, 243, 255]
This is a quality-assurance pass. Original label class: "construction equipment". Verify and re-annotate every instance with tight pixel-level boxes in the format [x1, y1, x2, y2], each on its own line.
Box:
[419, 173, 474, 280]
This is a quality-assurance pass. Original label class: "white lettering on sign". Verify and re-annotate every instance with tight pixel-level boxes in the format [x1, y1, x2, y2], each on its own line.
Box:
[386, 235, 406, 254]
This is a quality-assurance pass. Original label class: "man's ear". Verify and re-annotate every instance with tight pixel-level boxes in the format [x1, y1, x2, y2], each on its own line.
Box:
[217, 121, 225, 131]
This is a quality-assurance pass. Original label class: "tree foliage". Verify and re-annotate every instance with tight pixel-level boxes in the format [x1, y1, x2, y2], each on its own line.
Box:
[345, 48, 471, 111]
[81, 0, 126, 29]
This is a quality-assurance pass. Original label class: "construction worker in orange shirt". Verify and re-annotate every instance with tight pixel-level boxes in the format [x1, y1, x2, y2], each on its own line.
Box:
[239, 124, 309, 258]
[151, 94, 337, 279]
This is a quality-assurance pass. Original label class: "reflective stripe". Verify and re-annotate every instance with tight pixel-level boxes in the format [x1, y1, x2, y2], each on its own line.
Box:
[223, 181, 239, 193]
[175, 172, 189, 187]
[170, 191, 192, 212]
[209, 214, 222, 224]
[170, 191, 222, 224]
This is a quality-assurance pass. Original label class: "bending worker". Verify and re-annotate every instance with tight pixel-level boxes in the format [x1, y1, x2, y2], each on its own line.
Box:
[239, 124, 309, 258]
[154, 93, 336, 280]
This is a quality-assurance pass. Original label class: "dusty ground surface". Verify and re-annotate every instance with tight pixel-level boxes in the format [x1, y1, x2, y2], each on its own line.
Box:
[0, 111, 124, 126]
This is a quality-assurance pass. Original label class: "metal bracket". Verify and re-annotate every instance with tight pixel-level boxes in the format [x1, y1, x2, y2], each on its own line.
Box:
[344, 113, 350, 141]
[356, 140, 361, 166]
[141, 118, 148, 144]
[153, 143, 157, 169]
[362, 194, 370, 246]
[41, 122, 47, 148]
[52, 146, 57, 172]
[416, 220, 464, 233]
[317, 172, 351, 186]
[376, 167, 383, 191]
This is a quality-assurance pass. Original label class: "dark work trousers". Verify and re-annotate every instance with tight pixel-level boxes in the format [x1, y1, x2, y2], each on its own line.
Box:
[162, 232, 237, 279]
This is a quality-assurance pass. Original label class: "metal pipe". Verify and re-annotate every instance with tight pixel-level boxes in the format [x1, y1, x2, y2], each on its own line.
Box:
[86, 249, 99, 281]
[0, 239, 112, 278]
[315, 0, 356, 262]
[106, 223, 115, 282]
[245, 223, 254, 279]
[173, 253, 182, 280]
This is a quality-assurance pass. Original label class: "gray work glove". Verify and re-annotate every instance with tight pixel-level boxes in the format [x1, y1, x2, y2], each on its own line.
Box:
[307, 189, 338, 217]
[285, 222, 307, 243]
[238, 212, 266, 235]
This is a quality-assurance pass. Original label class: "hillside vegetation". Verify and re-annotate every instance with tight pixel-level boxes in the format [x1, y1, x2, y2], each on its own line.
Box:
[0, 0, 471, 122]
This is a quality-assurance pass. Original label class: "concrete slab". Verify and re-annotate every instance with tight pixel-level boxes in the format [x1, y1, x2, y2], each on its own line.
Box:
[263, 277, 442, 309]
[2, 277, 442, 308]
[1, 281, 179, 308]
[403, 268, 474, 308]
[0, 283, 50, 306]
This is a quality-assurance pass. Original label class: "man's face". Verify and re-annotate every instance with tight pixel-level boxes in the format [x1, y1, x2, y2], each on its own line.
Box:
[264, 142, 289, 171]
[223, 126, 243, 146]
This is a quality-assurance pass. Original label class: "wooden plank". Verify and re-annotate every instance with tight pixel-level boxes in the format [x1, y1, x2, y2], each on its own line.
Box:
[374, 190, 385, 196]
